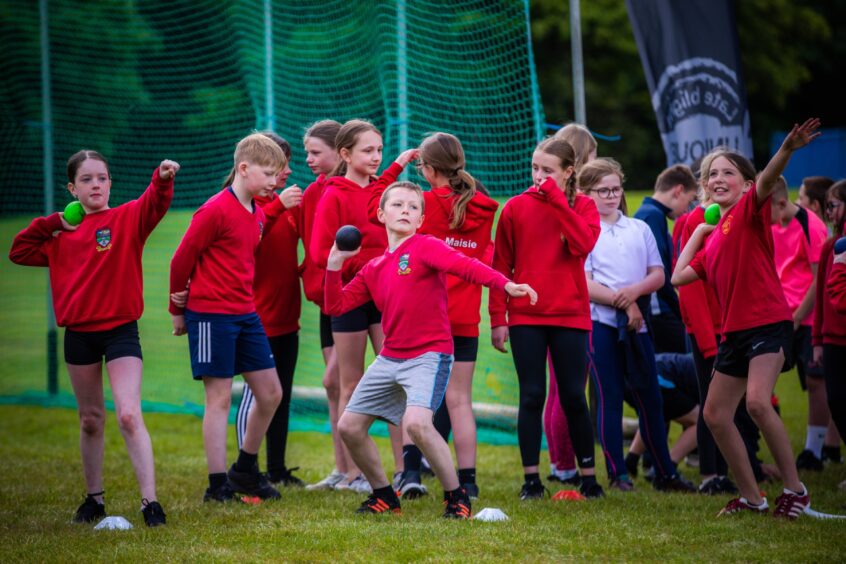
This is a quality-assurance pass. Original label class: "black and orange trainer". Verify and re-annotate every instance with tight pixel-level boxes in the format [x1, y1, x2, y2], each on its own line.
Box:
[356, 494, 402, 515]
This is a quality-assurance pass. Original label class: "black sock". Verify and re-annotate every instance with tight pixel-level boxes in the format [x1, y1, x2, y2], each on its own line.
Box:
[234, 449, 258, 472]
[524, 472, 541, 484]
[822, 445, 841, 461]
[458, 468, 476, 484]
[625, 452, 641, 466]
[444, 487, 464, 501]
[580, 474, 597, 487]
[373, 485, 398, 502]
[209, 472, 227, 490]
[403, 444, 423, 473]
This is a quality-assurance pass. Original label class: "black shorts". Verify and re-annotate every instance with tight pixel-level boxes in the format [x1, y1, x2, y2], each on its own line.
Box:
[64, 321, 143, 365]
[792, 325, 824, 390]
[331, 301, 381, 333]
[714, 321, 793, 378]
[661, 385, 698, 421]
[319, 312, 334, 349]
[452, 335, 479, 363]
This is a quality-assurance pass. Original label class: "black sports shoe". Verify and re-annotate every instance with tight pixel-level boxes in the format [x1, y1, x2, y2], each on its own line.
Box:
[141, 499, 166, 527]
[443, 489, 472, 519]
[822, 446, 843, 464]
[796, 449, 824, 471]
[698, 475, 738, 495]
[227, 464, 281, 500]
[625, 455, 640, 478]
[519, 480, 549, 500]
[356, 494, 402, 515]
[73, 494, 106, 523]
[579, 480, 605, 499]
[204, 481, 236, 502]
[461, 482, 480, 500]
[653, 472, 696, 493]
[397, 470, 428, 499]
[268, 467, 305, 487]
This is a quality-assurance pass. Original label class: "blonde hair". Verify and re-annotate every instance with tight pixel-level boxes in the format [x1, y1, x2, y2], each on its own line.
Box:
[578, 157, 628, 214]
[553, 123, 597, 172]
[223, 132, 289, 189]
[535, 137, 578, 206]
[419, 132, 478, 229]
[331, 119, 381, 177]
[379, 181, 425, 212]
[234, 133, 287, 171]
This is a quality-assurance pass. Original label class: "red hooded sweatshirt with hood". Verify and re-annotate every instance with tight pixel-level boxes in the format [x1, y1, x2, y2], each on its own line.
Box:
[489, 178, 600, 330]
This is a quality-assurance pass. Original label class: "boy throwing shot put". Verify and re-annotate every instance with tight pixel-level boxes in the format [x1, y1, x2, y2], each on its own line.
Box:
[326, 181, 536, 518]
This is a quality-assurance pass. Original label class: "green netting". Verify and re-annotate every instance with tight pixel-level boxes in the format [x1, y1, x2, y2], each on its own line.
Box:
[1, 0, 546, 444]
[1, 0, 544, 216]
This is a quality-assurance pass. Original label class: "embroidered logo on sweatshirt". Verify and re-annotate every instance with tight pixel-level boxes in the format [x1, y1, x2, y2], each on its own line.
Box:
[721, 214, 732, 235]
[397, 253, 411, 275]
[95, 228, 112, 252]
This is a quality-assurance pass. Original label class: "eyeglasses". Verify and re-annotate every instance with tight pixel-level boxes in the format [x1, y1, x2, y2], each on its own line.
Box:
[826, 201, 844, 212]
[591, 187, 623, 199]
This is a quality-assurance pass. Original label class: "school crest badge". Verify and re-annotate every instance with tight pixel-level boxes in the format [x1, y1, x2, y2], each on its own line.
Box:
[397, 253, 411, 275]
[721, 215, 732, 235]
[95, 228, 112, 252]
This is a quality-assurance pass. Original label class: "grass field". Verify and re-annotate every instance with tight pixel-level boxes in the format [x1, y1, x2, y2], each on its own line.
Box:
[2, 194, 846, 561]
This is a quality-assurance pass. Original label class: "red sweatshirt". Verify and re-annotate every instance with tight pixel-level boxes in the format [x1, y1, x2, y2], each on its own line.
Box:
[253, 194, 302, 337]
[311, 163, 402, 284]
[300, 175, 329, 310]
[169, 188, 266, 316]
[368, 184, 499, 337]
[828, 262, 846, 316]
[813, 236, 846, 346]
[677, 206, 721, 358]
[489, 179, 599, 330]
[9, 168, 173, 331]
[325, 234, 509, 358]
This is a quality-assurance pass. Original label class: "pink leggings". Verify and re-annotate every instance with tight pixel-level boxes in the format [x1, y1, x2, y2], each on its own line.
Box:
[544, 354, 576, 471]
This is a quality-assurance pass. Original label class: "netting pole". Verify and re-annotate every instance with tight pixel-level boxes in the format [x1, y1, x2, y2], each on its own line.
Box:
[569, 0, 586, 125]
[40, 0, 58, 395]
[397, 0, 408, 179]
[263, 0, 275, 130]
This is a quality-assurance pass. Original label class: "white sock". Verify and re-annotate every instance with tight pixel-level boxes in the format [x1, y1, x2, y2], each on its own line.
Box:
[554, 468, 578, 480]
[805, 426, 826, 458]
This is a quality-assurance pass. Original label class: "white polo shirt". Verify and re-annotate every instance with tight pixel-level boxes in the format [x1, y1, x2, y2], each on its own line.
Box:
[585, 211, 663, 331]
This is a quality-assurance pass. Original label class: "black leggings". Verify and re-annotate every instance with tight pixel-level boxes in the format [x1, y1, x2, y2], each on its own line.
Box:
[691, 335, 763, 480]
[824, 344, 846, 441]
[236, 332, 299, 472]
[510, 325, 594, 469]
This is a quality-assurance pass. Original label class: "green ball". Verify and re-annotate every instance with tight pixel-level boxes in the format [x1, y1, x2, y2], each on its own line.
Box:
[63, 201, 86, 226]
[704, 203, 721, 226]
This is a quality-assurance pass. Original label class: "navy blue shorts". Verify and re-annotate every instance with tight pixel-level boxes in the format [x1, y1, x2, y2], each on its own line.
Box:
[64, 321, 142, 365]
[185, 310, 275, 380]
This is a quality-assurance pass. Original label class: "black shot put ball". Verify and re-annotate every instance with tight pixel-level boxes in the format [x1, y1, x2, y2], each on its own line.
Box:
[335, 225, 362, 251]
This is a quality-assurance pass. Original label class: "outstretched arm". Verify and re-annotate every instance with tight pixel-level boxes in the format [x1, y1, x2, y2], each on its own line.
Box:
[757, 118, 821, 203]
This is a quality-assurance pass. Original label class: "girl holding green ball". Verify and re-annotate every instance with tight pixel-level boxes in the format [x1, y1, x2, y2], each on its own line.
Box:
[9, 151, 179, 527]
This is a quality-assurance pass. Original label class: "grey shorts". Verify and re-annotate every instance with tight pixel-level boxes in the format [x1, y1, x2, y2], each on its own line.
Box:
[345, 352, 453, 426]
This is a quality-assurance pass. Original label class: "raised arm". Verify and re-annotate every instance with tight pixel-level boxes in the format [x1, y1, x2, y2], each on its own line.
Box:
[757, 118, 821, 203]
[9, 213, 65, 267]
[543, 178, 601, 256]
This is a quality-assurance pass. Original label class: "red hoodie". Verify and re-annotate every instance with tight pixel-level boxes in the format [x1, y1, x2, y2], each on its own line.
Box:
[489, 178, 599, 330]
[300, 175, 329, 310]
[9, 168, 173, 331]
[368, 184, 499, 337]
[325, 234, 508, 358]
[310, 163, 402, 284]
[813, 236, 846, 346]
[677, 205, 721, 358]
[828, 262, 846, 316]
[253, 194, 302, 337]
